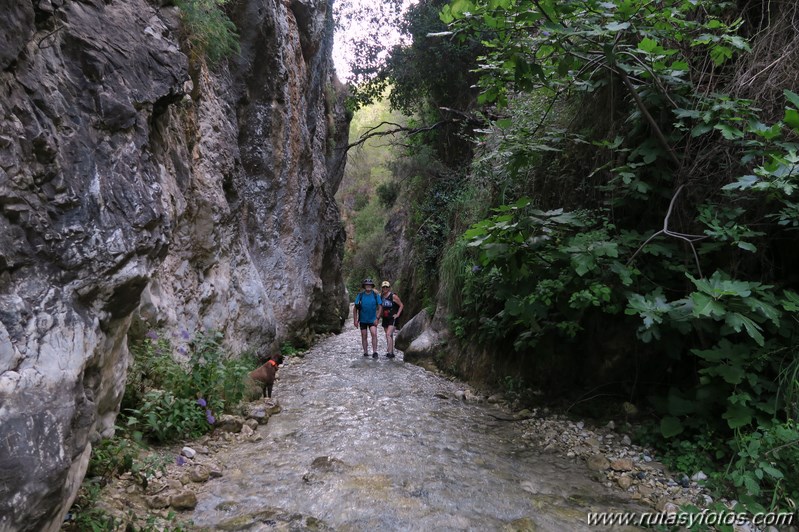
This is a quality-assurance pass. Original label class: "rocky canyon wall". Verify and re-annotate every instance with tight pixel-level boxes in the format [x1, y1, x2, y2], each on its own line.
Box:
[0, 0, 349, 529]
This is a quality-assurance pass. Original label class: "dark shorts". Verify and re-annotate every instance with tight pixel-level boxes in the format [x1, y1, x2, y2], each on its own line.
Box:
[382, 316, 398, 329]
[359, 322, 377, 330]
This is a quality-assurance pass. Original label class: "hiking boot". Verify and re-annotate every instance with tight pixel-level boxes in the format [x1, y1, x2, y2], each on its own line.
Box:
[363, 352, 369, 357]
[386, 352, 395, 358]
[372, 352, 378, 358]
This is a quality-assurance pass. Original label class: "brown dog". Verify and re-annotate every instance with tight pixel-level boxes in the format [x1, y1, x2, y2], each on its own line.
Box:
[248, 353, 284, 398]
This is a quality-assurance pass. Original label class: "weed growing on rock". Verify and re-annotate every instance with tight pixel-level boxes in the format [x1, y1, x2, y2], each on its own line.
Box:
[175, 0, 240, 65]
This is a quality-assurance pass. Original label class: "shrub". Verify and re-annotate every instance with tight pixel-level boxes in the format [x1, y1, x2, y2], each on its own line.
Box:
[175, 0, 239, 64]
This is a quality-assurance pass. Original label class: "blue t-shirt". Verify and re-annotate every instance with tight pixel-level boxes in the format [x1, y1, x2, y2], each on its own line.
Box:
[355, 290, 382, 323]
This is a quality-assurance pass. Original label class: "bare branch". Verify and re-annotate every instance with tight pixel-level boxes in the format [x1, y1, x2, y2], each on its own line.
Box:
[627, 185, 707, 278]
[344, 121, 446, 151]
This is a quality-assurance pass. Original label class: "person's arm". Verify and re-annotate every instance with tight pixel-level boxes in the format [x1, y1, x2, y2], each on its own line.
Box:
[393, 293, 404, 318]
[374, 291, 382, 324]
[353, 295, 360, 326]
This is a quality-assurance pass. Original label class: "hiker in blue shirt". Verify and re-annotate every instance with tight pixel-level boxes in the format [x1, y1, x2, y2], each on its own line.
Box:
[353, 278, 382, 358]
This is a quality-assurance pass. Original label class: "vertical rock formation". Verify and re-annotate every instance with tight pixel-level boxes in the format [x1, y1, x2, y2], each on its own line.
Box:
[0, 0, 349, 529]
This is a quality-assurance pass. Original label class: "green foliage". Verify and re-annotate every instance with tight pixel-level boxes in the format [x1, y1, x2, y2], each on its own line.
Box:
[125, 390, 209, 444]
[87, 435, 139, 481]
[728, 421, 799, 508]
[453, 198, 637, 351]
[123, 329, 254, 444]
[280, 341, 305, 357]
[430, 0, 799, 511]
[175, 0, 239, 64]
[62, 479, 118, 532]
[376, 181, 400, 208]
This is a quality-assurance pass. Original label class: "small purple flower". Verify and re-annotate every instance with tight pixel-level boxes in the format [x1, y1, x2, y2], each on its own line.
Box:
[176, 455, 186, 466]
[145, 330, 158, 340]
[472, 265, 482, 273]
[206, 410, 215, 424]
[196, 398, 207, 407]
[181, 329, 191, 340]
[178, 346, 187, 355]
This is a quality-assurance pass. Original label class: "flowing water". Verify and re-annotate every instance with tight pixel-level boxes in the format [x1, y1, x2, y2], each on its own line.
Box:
[190, 327, 644, 531]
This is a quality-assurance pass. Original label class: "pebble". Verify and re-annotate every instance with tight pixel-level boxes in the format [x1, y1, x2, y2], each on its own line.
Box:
[181, 447, 196, 459]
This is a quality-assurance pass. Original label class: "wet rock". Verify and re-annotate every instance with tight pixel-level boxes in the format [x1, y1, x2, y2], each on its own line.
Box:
[504, 516, 536, 531]
[488, 393, 505, 404]
[170, 490, 198, 510]
[464, 390, 482, 402]
[189, 466, 210, 483]
[240, 424, 254, 439]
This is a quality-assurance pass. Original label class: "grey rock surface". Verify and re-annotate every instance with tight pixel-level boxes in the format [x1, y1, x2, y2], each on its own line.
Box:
[0, 0, 348, 529]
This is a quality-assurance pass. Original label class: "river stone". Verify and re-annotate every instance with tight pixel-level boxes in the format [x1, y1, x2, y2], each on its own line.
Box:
[610, 458, 634, 471]
[586, 454, 610, 471]
[170, 490, 198, 510]
[181, 447, 197, 459]
[216, 415, 244, 433]
[617, 475, 634, 490]
[146, 494, 170, 510]
[189, 466, 210, 483]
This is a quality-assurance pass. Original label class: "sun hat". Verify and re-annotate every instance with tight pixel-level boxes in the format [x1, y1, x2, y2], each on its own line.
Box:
[362, 278, 374, 287]
[381, 281, 390, 288]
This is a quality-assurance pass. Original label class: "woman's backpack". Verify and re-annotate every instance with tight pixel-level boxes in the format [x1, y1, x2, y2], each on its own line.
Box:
[381, 292, 395, 318]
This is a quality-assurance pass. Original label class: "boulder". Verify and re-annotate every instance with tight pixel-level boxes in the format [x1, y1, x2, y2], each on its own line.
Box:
[403, 329, 443, 365]
[395, 309, 431, 351]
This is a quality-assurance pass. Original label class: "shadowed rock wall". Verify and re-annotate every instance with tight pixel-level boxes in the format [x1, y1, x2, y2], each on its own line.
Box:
[0, 0, 349, 529]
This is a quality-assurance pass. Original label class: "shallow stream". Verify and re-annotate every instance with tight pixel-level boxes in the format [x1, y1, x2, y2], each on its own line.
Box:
[190, 326, 643, 531]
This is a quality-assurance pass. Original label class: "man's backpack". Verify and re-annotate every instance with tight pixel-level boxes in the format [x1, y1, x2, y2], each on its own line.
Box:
[355, 290, 378, 311]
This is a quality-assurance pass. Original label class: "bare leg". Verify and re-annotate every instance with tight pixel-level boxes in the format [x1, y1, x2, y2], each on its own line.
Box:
[385, 324, 395, 353]
[369, 324, 379, 353]
[360, 327, 369, 353]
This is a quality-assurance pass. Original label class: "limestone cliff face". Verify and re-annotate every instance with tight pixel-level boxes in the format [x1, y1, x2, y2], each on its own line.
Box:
[0, 0, 349, 529]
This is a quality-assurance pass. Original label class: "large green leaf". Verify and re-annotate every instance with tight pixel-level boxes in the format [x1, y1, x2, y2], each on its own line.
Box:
[667, 389, 696, 416]
[784, 89, 799, 109]
[724, 312, 765, 346]
[723, 403, 753, 429]
[660, 416, 684, 438]
[691, 292, 725, 319]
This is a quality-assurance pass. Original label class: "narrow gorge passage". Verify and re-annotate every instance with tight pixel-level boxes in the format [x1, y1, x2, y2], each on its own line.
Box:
[190, 326, 645, 530]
